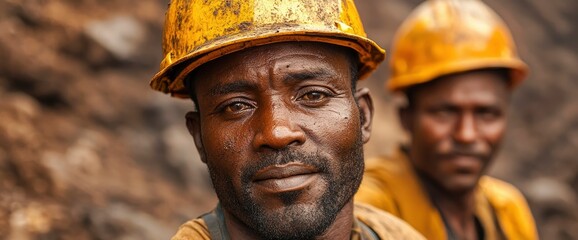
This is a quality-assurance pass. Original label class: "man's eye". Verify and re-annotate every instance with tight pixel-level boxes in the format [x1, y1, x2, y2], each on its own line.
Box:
[434, 109, 453, 117]
[302, 91, 326, 101]
[428, 107, 457, 120]
[224, 102, 252, 113]
[477, 109, 501, 121]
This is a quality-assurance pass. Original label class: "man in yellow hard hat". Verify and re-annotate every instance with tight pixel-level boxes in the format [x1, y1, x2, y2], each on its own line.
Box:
[150, 0, 424, 239]
[355, 0, 538, 239]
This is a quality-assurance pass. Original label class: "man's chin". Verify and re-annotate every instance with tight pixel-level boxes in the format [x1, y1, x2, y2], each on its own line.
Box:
[249, 202, 334, 240]
[442, 174, 481, 194]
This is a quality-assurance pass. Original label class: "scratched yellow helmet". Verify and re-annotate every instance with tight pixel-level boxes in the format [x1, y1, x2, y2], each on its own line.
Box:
[387, 0, 528, 92]
[150, 0, 386, 98]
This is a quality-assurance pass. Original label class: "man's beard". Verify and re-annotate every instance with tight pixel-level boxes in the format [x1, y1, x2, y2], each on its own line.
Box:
[206, 138, 365, 240]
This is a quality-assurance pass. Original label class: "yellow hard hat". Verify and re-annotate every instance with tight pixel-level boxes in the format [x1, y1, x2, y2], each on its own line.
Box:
[150, 0, 386, 98]
[387, 0, 528, 92]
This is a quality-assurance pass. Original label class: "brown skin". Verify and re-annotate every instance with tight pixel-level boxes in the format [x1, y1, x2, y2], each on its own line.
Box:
[400, 69, 510, 240]
[185, 42, 374, 240]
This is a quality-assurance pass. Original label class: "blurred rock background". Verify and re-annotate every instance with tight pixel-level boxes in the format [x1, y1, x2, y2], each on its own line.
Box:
[0, 0, 575, 239]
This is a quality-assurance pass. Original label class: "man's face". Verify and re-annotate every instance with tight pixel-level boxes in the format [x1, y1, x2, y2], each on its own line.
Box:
[402, 70, 510, 194]
[186, 42, 372, 239]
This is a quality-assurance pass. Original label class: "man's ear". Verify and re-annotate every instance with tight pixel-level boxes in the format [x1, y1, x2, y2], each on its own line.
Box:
[355, 88, 374, 144]
[185, 111, 207, 163]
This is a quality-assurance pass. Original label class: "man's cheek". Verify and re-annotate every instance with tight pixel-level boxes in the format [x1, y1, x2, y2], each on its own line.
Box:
[436, 138, 453, 155]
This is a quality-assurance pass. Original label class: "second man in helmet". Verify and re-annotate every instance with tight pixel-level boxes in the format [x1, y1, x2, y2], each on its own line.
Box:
[356, 0, 538, 239]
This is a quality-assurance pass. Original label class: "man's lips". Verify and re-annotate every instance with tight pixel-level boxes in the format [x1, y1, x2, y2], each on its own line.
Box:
[252, 163, 319, 193]
[443, 154, 484, 173]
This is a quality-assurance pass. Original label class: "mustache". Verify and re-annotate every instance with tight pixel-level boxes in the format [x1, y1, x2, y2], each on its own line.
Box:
[241, 150, 329, 183]
[439, 145, 489, 160]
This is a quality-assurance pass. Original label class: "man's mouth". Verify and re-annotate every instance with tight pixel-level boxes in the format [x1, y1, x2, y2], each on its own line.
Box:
[252, 163, 320, 194]
[444, 154, 485, 173]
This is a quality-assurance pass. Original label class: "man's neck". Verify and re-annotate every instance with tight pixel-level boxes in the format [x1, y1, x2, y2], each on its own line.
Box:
[314, 201, 355, 240]
[419, 174, 479, 240]
[223, 200, 355, 240]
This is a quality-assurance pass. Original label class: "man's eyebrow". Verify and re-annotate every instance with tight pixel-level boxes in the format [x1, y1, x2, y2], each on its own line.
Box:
[208, 80, 258, 96]
[283, 68, 336, 84]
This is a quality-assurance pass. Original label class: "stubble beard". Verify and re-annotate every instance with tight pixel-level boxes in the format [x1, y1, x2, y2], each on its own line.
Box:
[207, 138, 365, 240]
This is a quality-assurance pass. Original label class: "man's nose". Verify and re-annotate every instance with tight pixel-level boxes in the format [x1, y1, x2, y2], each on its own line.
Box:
[252, 102, 306, 151]
[453, 112, 478, 144]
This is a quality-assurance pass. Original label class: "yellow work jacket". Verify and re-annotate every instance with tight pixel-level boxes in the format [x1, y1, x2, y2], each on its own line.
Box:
[170, 203, 425, 239]
[355, 150, 538, 240]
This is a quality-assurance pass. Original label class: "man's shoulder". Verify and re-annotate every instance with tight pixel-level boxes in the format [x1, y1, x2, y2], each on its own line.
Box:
[354, 203, 425, 240]
[479, 176, 539, 239]
[170, 217, 211, 240]
[356, 150, 426, 215]
[479, 176, 529, 207]
[364, 150, 413, 179]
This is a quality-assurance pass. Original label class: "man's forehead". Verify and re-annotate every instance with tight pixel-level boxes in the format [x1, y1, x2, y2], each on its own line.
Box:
[194, 42, 351, 80]
[413, 70, 510, 104]
[220, 42, 348, 65]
